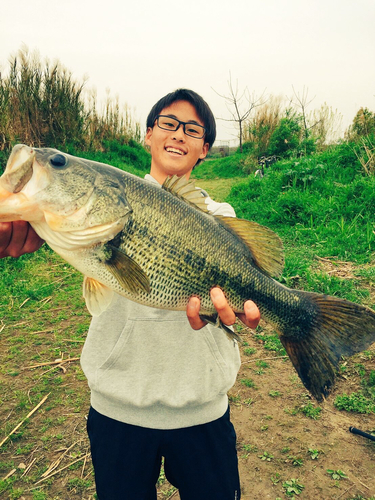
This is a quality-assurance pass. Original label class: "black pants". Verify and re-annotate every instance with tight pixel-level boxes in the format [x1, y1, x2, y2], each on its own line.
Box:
[87, 406, 241, 500]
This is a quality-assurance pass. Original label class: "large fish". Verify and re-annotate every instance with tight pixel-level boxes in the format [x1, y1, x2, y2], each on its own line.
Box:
[1, 144, 375, 401]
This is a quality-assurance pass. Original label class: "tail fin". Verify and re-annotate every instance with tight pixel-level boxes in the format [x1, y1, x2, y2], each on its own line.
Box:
[279, 293, 375, 401]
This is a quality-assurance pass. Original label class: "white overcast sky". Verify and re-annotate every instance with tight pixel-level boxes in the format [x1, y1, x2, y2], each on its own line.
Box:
[2, 0, 375, 145]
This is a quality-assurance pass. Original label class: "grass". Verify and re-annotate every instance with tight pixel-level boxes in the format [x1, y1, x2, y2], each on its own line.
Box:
[0, 48, 143, 175]
[0, 145, 375, 497]
[190, 176, 244, 203]
[192, 153, 249, 179]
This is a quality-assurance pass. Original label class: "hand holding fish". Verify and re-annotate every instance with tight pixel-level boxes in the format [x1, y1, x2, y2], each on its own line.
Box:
[0, 221, 44, 258]
[187, 289, 260, 330]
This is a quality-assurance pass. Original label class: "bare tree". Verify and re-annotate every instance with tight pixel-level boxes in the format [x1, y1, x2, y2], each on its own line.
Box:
[291, 85, 317, 139]
[213, 75, 265, 152]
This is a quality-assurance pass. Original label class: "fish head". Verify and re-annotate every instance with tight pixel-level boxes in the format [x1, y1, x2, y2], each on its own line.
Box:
[0, 144, 132, 246]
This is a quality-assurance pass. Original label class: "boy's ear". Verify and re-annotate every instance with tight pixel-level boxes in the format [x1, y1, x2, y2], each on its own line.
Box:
[145, 127, 153, 147]
[199, 142, 209, 160]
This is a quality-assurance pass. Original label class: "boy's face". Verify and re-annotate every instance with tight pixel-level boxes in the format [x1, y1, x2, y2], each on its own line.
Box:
[145, 100, 209, 183]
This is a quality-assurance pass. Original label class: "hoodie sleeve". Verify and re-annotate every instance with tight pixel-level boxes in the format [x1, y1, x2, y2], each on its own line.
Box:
[200, 190, 236, 217]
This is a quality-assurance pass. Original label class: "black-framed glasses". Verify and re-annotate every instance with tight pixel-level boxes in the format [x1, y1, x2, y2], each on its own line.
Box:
[156, 115, 206, 139]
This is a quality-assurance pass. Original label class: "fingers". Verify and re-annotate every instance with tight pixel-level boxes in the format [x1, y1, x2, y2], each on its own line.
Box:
[0, 222, 13, 258]
[21, 224, 44, 254]
[186, 287, 261, 332]
[210, 287, 236, 326]
[211, 289, 260, 329]
[187, 289, 237, 331]
[186, 296, 207, 330]
[0, 221, 44, 258]
[237, 300, 261, 329]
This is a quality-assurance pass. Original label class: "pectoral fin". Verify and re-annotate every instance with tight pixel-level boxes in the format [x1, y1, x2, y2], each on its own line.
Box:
[83, 277, 114, 316]
[104, 244, 151, 295]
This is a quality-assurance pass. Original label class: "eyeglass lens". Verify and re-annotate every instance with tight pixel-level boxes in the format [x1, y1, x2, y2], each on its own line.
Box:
[157, 116, 205, 138]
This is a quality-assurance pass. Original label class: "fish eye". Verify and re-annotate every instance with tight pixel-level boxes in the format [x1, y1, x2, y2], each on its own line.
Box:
[50, 154, 67, 168]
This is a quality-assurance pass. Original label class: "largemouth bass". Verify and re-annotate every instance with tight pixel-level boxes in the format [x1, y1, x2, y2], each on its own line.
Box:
[1, 144, 375, 401]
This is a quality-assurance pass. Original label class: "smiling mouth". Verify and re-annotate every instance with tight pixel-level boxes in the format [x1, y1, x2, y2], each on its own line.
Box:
[165, 147, 186, 156]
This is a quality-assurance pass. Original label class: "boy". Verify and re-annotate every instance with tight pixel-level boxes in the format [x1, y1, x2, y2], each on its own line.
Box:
[0, 89, 260, 499]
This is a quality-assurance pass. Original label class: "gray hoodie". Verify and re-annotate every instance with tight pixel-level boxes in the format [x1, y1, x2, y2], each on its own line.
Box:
[80, 175, 241, 429]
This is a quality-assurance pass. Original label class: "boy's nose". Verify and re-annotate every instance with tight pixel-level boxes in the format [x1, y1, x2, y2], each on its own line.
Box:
[172, 124, 186, 141]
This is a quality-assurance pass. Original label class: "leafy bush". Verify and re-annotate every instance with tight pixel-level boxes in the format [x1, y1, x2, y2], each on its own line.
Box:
[267, 112, 301, 157]
[226, 144, 375, 264]
[349, 107, 375, 139]
[334, 393, 375, 414]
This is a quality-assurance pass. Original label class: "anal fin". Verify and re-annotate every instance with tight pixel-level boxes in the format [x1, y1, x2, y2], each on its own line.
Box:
[200, 313, 241, 342]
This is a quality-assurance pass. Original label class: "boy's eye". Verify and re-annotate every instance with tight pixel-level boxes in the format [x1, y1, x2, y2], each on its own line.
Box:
[159, 118, 177, 129]
[186, 126, 200, 135]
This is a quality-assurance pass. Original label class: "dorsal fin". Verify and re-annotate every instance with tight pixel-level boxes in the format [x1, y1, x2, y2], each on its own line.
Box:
[216, 216, 284, 277]
[163, 175, 284, 277]
[162, 175, 209, 213]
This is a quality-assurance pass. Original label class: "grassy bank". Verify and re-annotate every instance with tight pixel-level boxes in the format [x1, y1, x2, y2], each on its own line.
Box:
[0, 142, 374, 498]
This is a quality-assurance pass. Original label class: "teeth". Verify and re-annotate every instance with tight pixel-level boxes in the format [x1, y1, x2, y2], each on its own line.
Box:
[166, 148, 184, 155]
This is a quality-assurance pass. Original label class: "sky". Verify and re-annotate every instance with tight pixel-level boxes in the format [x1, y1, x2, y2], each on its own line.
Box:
[2, 0, 375, 145]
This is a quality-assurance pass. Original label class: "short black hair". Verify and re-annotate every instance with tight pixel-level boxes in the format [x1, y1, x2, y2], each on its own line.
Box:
[146, 89, 216, 150]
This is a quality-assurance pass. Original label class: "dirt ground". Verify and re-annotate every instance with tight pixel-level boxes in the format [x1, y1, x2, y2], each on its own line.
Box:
[1, 259, 374, 499]
[160, 258, 375, 499]
[156, 322, 375, 500]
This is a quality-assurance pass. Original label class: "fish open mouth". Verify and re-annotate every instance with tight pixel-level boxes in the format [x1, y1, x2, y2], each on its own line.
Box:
[0, 144, 35, 194]
[0, 145, 41, 222]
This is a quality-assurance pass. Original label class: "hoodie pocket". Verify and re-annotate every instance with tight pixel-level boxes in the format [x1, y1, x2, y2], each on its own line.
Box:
[93, 316, 240, 409]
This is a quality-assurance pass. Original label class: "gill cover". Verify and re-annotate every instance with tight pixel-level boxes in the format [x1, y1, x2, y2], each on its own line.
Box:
[32, 148, 133, 232]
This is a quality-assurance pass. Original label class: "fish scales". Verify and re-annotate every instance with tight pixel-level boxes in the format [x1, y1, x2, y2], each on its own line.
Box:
[1, 144, 375, 402]
[112, 173, 255, 312]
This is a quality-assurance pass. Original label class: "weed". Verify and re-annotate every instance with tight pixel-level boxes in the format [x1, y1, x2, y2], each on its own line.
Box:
[243, 347, 257, 356]
[334, 392, 375, 414]
[258, 451, 273, 461]
[32, 492, 48, 500]
[288, 456, 304, 467]
[326, 469, 348, 480]
[243, 398, 253, 406]
[66, 477, 93, 492]
[228, 394, 241, 404]
[15, 443, 34, 455]
[255, 368, 264, 375]
[242, 444, 256, 453]
[253, 333, 286, 356]
[271, 473, 281, 484]
[241, 443, 257, 458]
[281, 447, 291, 454]
[282, 478, 305, 496]
[308, 448, 320, 460]
[241, 378, 256, 388]
[269, 390, 282, 397]
[300, 402, 322, 420]
[284, 407, 299, 416]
